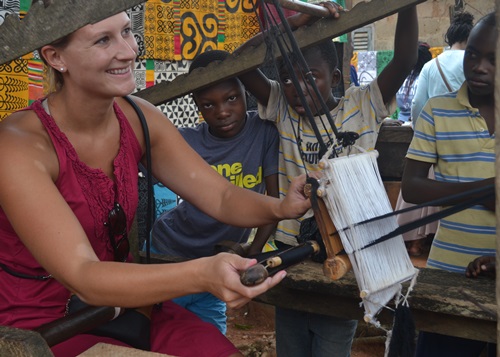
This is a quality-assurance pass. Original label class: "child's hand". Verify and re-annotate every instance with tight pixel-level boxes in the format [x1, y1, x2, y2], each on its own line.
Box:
[288, 1, 343, 29]
[318, 1, 343, 18]
[465, 256, 495, 279]
[381, 118, 403, 127]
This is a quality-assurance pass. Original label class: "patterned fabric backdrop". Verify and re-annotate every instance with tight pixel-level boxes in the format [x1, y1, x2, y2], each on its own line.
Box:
[0, 0, 42, 121]
[0, 0, 262, 125]
[142, 0, 259, 61]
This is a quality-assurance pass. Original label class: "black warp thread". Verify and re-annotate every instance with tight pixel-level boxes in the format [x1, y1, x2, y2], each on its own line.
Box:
[387, 304, 416, 357]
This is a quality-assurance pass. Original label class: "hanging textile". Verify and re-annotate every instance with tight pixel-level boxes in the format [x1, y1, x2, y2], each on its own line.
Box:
[127, 3, 146, 57]
[0, 58, 28, 121]
[0, 0, 33, 121]
[144, 0, 260, 60]
[28, 57, 44, 105]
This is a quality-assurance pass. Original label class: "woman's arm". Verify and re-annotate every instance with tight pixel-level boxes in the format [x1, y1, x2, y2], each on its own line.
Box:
[0, 109, 291, 309]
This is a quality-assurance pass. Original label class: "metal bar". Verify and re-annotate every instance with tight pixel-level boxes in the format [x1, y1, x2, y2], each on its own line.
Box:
[263, 0, 331, 17]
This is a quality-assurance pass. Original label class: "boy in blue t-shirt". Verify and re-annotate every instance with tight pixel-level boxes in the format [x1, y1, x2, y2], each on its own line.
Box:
[151, 50, 279, 334]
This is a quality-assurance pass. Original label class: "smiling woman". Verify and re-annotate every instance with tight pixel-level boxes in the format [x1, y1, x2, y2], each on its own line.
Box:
[0, 6, 312, 357]
[40, 13, 138, 97]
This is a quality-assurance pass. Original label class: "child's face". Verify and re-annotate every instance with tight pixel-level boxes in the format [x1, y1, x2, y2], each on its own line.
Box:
[279, 48, 340, 116]
[193, 79, 247, 139]
[464, 22, 496, 97]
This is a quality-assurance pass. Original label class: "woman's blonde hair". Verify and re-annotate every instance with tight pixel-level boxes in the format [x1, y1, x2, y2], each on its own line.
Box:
[35, 0, 71, 94]
[42, 64, 62, 95]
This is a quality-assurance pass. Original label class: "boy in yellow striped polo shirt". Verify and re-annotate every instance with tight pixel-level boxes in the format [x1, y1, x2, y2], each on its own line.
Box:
[402, 12, 496, 357]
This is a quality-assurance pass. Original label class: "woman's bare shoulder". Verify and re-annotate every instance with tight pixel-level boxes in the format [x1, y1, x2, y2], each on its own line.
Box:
[0, 109, 56, 170]
[0, 110, 50, 143]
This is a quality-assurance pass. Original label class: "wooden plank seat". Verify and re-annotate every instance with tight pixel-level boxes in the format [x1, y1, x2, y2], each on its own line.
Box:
[0, 326, 53, 357]
[0, 328, 174, 357]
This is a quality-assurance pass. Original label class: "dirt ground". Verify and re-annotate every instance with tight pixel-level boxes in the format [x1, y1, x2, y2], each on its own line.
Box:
[226, 301, 386, 357]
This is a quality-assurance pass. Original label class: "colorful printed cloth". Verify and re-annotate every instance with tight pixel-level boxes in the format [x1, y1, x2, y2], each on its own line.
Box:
[0, 58, 27, 121]
[143, 0, 260, 61]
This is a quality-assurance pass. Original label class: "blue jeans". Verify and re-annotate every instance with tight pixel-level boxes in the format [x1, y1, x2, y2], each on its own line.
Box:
[173, 292, 227, 334]
[275, 307, 357, 357]
[415, 331, 496, 357]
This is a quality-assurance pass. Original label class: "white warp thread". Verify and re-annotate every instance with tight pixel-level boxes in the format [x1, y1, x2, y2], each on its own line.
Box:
[318, 151, 418, 324]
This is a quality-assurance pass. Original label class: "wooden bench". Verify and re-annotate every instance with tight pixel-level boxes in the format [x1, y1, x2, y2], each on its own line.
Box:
[140, 252, 497, 344]
[255, 260, 497, 343]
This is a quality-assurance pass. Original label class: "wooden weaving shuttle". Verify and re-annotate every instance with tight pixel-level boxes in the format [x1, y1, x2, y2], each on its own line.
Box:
[304, 176, 352, 280]
[240, 241, 320, 286]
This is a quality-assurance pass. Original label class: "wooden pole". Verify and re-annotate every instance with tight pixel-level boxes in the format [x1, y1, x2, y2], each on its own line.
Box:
[495, 1, 500, 353]
[133, 0, 427, 106]
[0, 0, 145, 65]
[35, 306, 117, 347]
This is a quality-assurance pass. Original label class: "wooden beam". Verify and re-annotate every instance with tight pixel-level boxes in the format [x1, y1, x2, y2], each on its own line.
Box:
[495, 0, 500, 352]
[0, 0, 145, 65]
[134, 0, 427, 106]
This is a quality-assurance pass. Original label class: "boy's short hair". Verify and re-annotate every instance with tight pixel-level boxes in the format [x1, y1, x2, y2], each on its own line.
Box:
[189, 50, 230, 74]
[278, 39, 339, 73]
[305, 40, 339, 71]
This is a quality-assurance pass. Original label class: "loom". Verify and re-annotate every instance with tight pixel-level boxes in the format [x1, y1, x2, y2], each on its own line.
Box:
[310, 148, 418, 327]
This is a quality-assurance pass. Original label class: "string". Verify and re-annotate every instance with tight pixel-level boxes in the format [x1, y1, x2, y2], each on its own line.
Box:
[360, 186, 493, 250]
[318, 151, 417, 324]
[331, 183, 495, 251]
